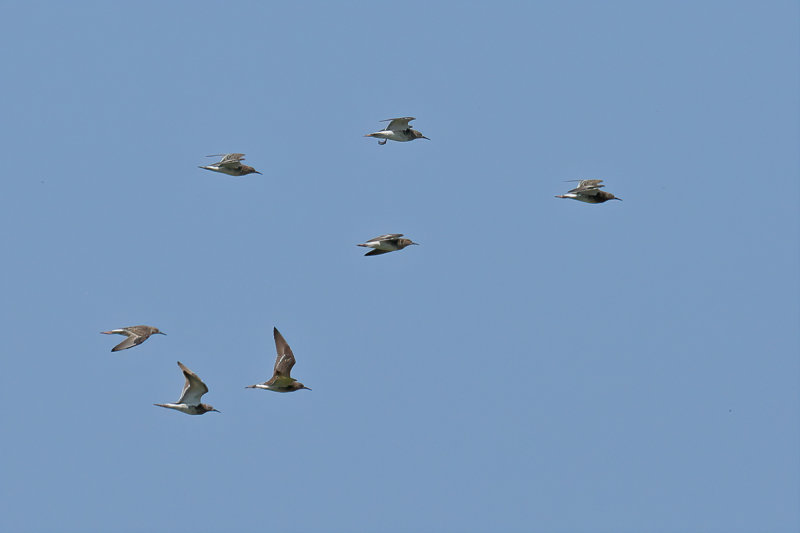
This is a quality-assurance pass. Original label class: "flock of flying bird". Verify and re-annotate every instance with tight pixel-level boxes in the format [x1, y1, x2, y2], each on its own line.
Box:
[101, 116, 622, 416]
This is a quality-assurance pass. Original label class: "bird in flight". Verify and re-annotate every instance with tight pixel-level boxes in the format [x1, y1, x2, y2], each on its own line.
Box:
[364, 117, 429, 145]
[100, 325, 165, 352]
[154, 361, 220, 415]
[246, 327, 311, 393]
[198, 153, 262, 176]
[357, 234, 419, 256]
[555, 179, 622, 203]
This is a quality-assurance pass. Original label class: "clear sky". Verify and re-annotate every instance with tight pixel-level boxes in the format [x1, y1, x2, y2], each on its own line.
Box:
[1, 2, 798, 532]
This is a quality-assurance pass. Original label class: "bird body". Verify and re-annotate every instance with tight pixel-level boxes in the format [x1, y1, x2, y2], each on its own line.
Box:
[101, 325, 165, 352]
[155, 361, 219, 415]
[248, 375, 301, 393]
[556, 179, 622, 203]
[364, 117, 429, 145]
[199, 153, 261, 176]
[152, 402, 214, 415]
[357, 234, 418, 256]
[246, 327, 311, 393]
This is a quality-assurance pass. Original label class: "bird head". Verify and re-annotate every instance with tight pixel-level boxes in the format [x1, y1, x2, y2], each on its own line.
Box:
[292, 382, 312, 391]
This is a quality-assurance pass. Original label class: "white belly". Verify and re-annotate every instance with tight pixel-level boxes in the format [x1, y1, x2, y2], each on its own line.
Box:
[372, 131, 410, 142]
[200, 165, 240, 176]
[365, 241, 395, 251]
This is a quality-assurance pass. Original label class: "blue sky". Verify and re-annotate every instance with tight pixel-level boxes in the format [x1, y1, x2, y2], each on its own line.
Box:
[1, 2, 798, 532]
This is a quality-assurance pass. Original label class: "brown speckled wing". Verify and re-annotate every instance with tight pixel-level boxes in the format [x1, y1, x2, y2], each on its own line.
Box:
[272, 328, 297, 378]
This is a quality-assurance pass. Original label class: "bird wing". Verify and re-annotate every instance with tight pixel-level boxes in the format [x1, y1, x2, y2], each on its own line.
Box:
[218, 154, 247, 169]
[111, 333, 142, 352]
[220, 153, 245, 162]
[365, 249, 391, 256]
[366, 234, 403, 242]
[176, 362, 209, 405]
[272, 328, 297, 378]
[381, 117, 414, 131]
[207, 153, 245, 161]
[206, 153, 246, 167]
[568, 179, 604, 193]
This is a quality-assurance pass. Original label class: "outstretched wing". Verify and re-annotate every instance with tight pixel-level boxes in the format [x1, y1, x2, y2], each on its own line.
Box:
[207, 153, 246, 168]
[220, 153, 245, 162]
[272, 328, 297, 378]
[381, 117, 414, 131]
[111, 333, 142, 352]
[568, 179, 604, 193]
[365, 249, 391, 256]
[366, 233, 403, 242]
[176, 361, 209, 405]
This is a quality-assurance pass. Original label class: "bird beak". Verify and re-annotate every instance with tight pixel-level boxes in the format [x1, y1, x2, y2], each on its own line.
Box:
[254, 171, 262, 175]
[614, 197, 623, 201]
[303, 386, 312, 391]
[422, 136, 430, 140]
[411, 242, 420, 245]
[158, 332, 167, 335]
[213, 409, 221, 413]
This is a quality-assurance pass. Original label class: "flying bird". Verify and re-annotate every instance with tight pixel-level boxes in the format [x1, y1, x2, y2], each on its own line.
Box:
[198, 153, 262, 176]
[364, 117, 429, 145]
[357, 234, 419, 256]
[555, 179, 622, 203]
[101, 325, 165, 352]
[246, 327, 311, 393]
[154, 362, 220, 415]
